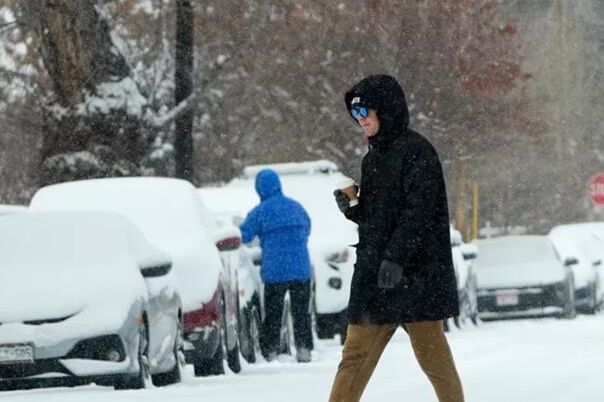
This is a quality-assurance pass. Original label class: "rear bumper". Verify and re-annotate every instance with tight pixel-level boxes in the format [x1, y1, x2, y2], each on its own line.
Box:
[477, 283, 566, 319]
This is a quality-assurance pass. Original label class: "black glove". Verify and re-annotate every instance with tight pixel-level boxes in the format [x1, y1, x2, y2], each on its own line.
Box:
[333, 189, 351, 213]
[377, 260, 403, 289]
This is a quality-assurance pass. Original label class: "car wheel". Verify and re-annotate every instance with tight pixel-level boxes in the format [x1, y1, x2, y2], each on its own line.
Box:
[222, 293, 241, 374]
[193, 332, 224, 377]
[152, 322, 184, 387]
[239, 299, 261, 364]
[115, 323, 151, 390]
[585, 282, 598, 315]
[467, 274, 479, 326]
[562, 276, 577, 319]
[226, 336, 242, 373]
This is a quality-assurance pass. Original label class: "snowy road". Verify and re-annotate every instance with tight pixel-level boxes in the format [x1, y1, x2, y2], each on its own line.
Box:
[3, 315, 603, 402]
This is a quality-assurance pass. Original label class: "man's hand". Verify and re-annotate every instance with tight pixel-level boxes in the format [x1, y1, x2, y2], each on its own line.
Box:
[333, 189, 351, 213]
[377, 260, 403, 289]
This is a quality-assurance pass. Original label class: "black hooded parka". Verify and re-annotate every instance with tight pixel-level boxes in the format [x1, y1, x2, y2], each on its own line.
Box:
[343, 75, 459, 324]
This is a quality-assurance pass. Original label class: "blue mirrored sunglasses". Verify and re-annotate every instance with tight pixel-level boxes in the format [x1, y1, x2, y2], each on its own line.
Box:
[350, 106, 368, 119]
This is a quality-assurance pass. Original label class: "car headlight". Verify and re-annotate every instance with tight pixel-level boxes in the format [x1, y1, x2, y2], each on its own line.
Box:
[66, 335, 126, 362]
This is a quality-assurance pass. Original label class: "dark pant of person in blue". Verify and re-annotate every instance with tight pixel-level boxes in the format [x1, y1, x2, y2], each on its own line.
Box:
[261, 279, 314, 358]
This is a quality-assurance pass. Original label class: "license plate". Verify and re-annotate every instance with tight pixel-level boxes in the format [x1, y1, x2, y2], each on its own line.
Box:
[496, 291, 519, 306]
[0, 344, 34, 364]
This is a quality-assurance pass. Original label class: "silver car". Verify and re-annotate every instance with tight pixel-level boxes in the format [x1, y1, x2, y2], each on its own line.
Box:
[475, 235, 576, 320]
[0, 211, 183, 391]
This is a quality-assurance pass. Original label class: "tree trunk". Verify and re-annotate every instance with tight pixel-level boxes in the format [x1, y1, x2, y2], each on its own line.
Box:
[453, 159, 469, 241]
[174, 0, 194, 181]
[23, 0, 147, 185]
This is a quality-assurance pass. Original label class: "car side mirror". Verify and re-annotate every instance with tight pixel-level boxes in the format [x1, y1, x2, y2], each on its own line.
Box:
[141, 263, 172, 278]
[564, 257, 579, 267]
[593, 259, 602, 267]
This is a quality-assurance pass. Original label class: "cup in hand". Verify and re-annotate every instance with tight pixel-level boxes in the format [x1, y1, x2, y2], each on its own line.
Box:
[338, 178, 359, 207]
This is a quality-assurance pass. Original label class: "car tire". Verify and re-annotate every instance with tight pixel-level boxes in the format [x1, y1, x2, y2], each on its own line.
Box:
[239, 299, 261, 364]
[222, 293, 242, 374]
[193, 334, 224, 377]
[226, 338, 242, 373]
[584, 282, 598, 315]
[115, 323, 151, 390]
[562, 276, 577, 319]
[152, 322, 184, 387]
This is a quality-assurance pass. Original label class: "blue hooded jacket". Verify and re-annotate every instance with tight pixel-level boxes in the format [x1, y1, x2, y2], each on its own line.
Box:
[240, 169, 312, 284]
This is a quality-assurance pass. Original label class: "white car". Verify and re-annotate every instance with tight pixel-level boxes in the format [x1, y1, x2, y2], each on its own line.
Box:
[549, 223, 603, 313]
[0, 211, 182, 390]
[30, 177, 242, 377]
[474, 235, 575, 320]
[199, 160, 358, 343]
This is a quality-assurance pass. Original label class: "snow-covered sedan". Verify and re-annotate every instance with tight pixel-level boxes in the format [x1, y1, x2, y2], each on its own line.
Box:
[30, 178, 242, 377]
[474, 235, 576, 320]
[0, 211, 182, 391]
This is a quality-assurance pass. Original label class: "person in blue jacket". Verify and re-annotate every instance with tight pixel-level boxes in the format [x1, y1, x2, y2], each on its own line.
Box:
[240, 168, 314, 363]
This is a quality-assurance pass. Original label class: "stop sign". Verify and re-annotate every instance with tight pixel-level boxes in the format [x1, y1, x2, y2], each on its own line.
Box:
[588, 174, 604, 206]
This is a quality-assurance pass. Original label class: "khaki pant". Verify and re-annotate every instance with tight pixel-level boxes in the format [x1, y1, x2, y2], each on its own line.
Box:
[329, 321, 464, 402]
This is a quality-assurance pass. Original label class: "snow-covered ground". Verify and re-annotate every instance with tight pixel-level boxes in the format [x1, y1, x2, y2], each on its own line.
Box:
[3, 315, 603, 402]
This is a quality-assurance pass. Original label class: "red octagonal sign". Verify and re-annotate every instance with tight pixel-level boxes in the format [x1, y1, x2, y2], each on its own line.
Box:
[588, 174, 604, 206]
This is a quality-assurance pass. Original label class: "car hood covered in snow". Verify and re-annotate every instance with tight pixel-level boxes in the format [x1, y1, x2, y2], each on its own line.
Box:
[30, 177, 221, 313]
[0, 212, 147, 325]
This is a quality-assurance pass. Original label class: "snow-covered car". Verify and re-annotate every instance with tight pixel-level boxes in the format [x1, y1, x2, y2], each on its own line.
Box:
[549, 224, 603, 313]
[29, 177, 242, 377]
[449, 227, 479, 327]
[474, 235, 576, 320]
[198, 160, 358, 343]
[0, 211, 182, 391]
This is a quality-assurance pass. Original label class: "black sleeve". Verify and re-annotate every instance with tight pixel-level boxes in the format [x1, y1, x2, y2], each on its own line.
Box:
[343, 203, 360, 224]
[382, 147, 444, 266]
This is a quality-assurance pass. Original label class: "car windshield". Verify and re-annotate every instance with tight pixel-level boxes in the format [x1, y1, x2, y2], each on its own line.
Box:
[0, 212, 130, 273]
[475, 237, 558, 268]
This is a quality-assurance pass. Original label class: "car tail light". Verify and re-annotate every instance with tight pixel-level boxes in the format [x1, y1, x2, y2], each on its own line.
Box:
[216, 236, 241, 252]
[183, 289, 221, 333]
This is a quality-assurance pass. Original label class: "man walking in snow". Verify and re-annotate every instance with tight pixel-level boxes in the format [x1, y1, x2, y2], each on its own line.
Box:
[240, 169, 314, 363]
[329, 75, 464, 402]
